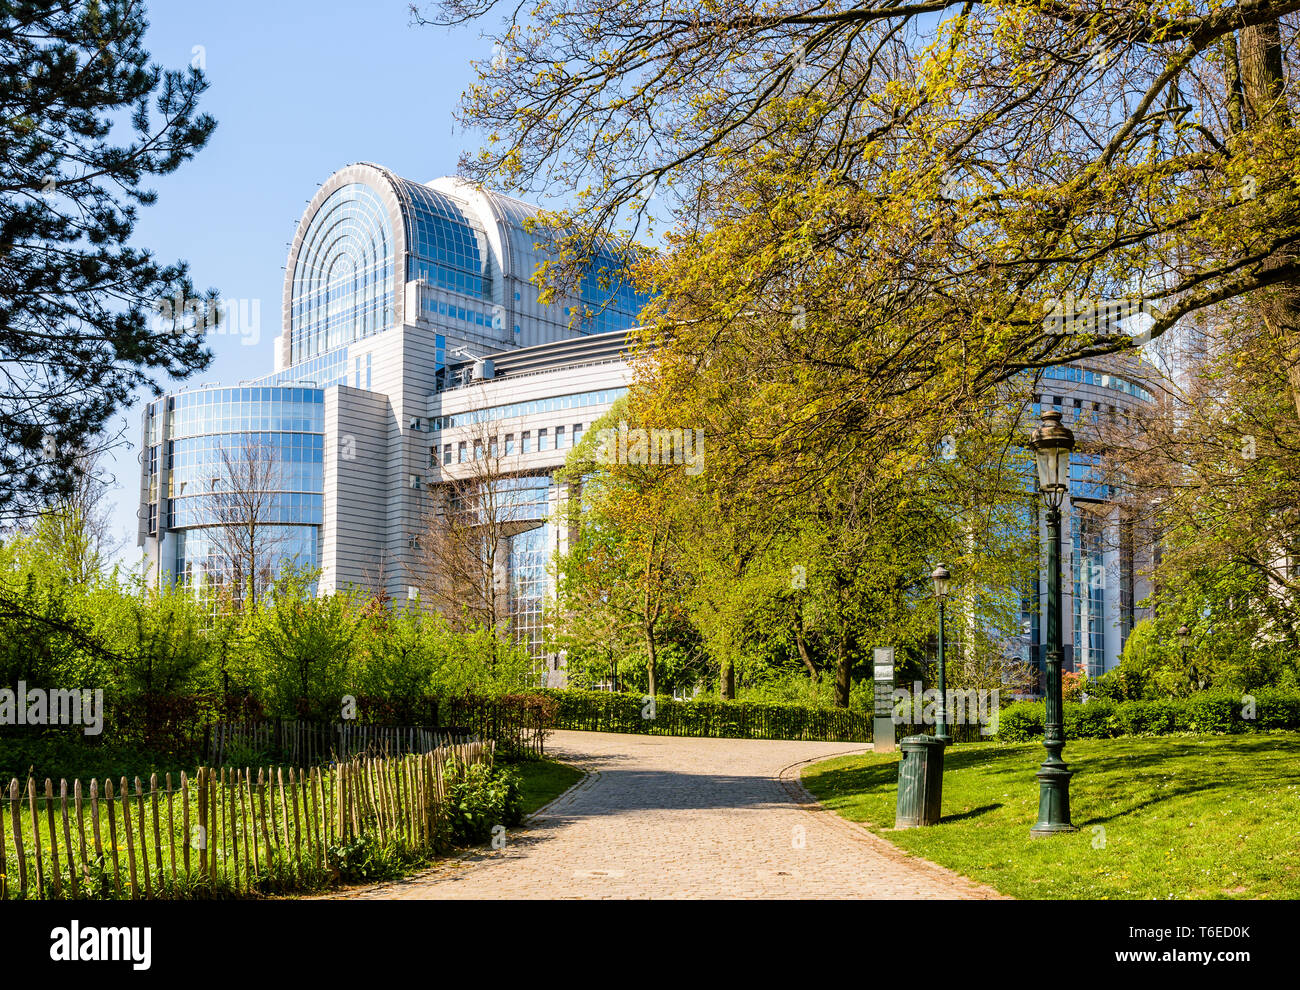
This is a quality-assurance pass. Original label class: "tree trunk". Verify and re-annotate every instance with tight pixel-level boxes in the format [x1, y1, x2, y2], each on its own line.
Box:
[720, 659, 735, 700]
[644, 624, 657, 698]
[833, 638, 851, 708]
[1239, 20, 1300, 418]
[789, 601, 819, 681]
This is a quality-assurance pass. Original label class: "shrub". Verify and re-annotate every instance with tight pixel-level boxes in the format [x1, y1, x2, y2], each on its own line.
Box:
[1065, 698, 1116, 739]
[443, 760, 524, 847]
[1061, 670, 1087, 702]
[535, 689, 871, 742]
[994, 691, 1300, 741]
[1174, 693, 1239, 734]
[1254, 690, 1300, 729]
[328, 834, 413, 884]
[995, 702, 1044, 742]
[1114, 699, 1178, 735]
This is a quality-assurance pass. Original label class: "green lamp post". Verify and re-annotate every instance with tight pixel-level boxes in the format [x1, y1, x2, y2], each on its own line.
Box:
[1029, 408, 1078, 837]
[931, 564, 952, 745]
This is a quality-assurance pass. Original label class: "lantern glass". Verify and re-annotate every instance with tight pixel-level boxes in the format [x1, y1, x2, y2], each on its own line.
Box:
[931, 565, 951, 600]
[1037, 446, 1071, 491]
[1035, 447, 1056, 489]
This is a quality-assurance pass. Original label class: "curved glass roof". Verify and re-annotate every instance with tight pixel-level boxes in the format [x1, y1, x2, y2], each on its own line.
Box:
[391, 176, 486, 299]
[285, 168, 649, 366]
[290, 183, 394, 362]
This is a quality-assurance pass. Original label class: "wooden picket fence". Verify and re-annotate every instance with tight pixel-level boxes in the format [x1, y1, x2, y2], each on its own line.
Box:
[0, 738, 494, 901]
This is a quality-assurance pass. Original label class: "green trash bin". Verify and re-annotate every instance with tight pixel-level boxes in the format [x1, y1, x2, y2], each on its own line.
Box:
[895, 734, 946, 828]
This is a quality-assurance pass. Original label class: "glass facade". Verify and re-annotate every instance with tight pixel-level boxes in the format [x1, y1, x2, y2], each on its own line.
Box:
[290, 183, 394, 362]
[250, 348, 351, 389]
[1119, 512, 1136, 652]
[167, 386, 324, 439]
[1070, 450, 1110, 501]
[448, 476, 551, 526]
[509, 523, 551, 663]
[175, 526, 318, 590]
[1018, 368, 1153, 686]
[146, 164, 651, 647]
[432, 387, 627, 431]
[577, 246, 653, 335]
[1072, 510, 1107, 678]
[142, 386, 325, 591]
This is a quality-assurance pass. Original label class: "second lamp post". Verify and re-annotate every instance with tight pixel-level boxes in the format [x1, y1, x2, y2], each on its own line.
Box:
[931, 564, 952, 745]
[1029, 408, 1078, 836]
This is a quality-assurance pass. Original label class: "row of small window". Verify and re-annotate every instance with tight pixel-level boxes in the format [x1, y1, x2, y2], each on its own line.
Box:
[1036, 364, 1153, 403]
[165, 412, 323, 438]
[166, 387, 325, 408]
[166, 433, 323, 474]
[152, 392, 325, 441]
[435, 425, 586, 465]
[434, 387, 627, 431]
[1028, 400, 1123, 429]
[168, 467, 324, 501]
[168, 494, 324, 529]
[421, 295, 499, 330]
[168, 431, 324, 459]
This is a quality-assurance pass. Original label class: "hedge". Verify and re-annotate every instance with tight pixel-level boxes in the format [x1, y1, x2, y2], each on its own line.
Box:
[535, 689, 872, 742]
[993, 690, 1300, 742]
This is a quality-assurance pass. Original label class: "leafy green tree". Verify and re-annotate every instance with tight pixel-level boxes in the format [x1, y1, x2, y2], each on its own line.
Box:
[245, 581, 360, 719]
[1112, 565, 1299, 699]
[429, 0, 1300, 479]
[81, 570, 218, 698]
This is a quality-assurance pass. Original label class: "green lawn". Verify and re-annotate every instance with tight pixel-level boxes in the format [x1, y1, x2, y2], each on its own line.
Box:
[802, 734, 1300, 899]
[515, 758, 584, 816]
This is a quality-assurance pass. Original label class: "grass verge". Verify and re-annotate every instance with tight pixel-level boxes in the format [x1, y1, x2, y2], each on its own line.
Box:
[801, 734, 1300, 899]
[515, 757, 585, 816]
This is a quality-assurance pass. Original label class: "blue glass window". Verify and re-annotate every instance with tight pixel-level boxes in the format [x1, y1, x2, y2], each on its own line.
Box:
[290, 184, 394, 362]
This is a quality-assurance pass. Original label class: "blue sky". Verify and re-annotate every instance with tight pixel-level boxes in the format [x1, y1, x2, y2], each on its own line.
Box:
[101, 0, 496, 565]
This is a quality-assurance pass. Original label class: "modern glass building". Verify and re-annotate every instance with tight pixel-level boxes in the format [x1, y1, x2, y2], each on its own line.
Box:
[1015, 359, 1158, 686]
[139, 163, 650, 672]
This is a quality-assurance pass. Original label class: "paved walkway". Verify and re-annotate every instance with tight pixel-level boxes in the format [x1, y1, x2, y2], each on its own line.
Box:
[328, 730, 1004, 900]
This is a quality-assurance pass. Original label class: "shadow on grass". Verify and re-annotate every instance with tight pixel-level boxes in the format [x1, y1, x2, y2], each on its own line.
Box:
[805, 735, 1300, 827]
[940, 803, 1002, 823]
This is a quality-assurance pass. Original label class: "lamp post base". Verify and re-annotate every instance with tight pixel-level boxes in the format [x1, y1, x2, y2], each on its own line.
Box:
[1030, 762, 1077, 837]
